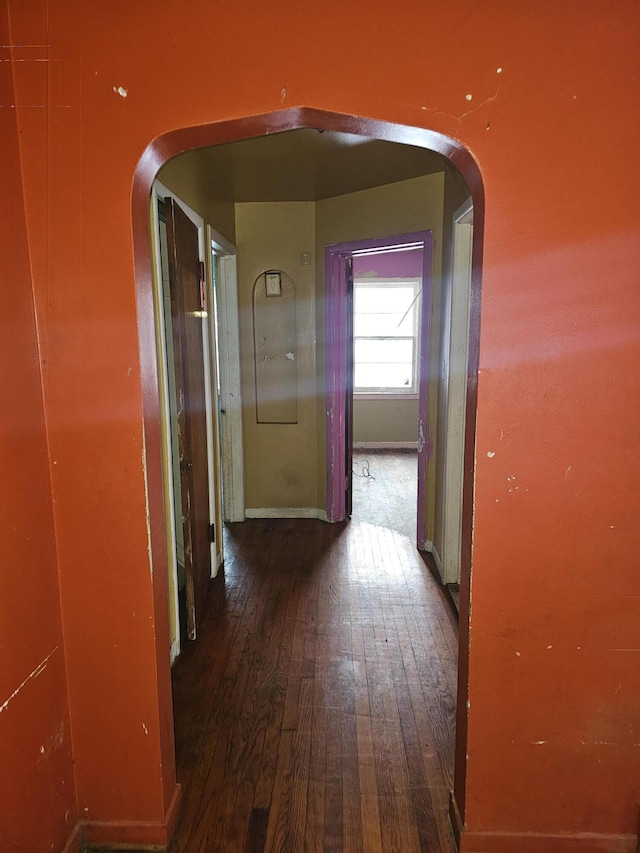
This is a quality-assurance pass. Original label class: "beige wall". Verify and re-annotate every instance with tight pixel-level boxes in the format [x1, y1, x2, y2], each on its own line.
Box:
[353, 398, 418, 444]
[154, 167, 457, 528]
[315, 174, 446, 535]
[235, 202, 318, 511]
[157, 150, 236, 244]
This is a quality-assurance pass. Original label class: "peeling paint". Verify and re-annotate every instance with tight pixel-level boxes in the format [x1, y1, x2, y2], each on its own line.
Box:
[40, 719, 65, 759]
[487, 451, 495, 458]
[0, 647, 58, 715]
[112, 85, 127, 98]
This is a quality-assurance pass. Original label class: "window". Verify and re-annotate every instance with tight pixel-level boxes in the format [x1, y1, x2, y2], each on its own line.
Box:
[353, 277, 421, 394]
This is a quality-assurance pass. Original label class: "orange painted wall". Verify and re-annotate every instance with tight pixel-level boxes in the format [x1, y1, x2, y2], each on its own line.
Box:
[4, 0, 639, 849]
[0, 4, 77, 850]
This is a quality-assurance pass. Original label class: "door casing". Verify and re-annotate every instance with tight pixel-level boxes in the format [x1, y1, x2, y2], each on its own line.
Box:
[150, 182, 241, 658]
[324, 230, 432, 548]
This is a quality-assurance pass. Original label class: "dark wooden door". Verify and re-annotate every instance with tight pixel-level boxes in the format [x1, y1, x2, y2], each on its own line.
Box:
[345, 255, 354, 517]
[165, 198, 211, 640]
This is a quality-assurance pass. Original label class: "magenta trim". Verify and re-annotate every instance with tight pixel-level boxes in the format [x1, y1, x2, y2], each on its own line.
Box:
[325, 231, 432, 531]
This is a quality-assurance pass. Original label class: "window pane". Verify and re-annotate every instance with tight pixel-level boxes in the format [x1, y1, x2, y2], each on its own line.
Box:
[352, 281, 420, 392]
[355, 286, 414, 314]
[355, 313, 407, 337]
[355, 338, 413, 364]
[354, 285, 416, 338]
[355, 361, 414, 389]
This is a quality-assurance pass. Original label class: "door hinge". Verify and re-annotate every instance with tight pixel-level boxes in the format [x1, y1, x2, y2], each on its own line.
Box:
[345, 475, 350, 491]
[208, 523, 215, 543]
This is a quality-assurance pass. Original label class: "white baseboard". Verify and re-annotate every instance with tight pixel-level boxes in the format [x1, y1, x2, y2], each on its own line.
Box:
[245, 507, 329, 521]
[422, 540, 446, 583]
[353, 441, 418, 450]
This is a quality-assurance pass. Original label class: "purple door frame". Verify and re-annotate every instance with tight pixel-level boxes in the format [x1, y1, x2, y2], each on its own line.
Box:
[325, 231, 433, 547]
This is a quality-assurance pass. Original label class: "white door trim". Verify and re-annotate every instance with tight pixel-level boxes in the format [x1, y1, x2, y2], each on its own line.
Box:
[150, 181, 187, 662]
[215, 251, 245, 522]
[442, 198, 473, 584]
[151, 181, 238, 660]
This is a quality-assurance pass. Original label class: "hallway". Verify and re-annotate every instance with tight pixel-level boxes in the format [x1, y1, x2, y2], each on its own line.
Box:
[169, 453, 458, 852]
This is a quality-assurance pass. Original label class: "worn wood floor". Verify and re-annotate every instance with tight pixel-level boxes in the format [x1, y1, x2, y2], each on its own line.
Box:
[167, 452, 458, 853]
[351, 450, 418, 541]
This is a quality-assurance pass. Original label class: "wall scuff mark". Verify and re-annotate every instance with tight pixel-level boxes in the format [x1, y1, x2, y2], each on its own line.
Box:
[0, 647, 58, 716]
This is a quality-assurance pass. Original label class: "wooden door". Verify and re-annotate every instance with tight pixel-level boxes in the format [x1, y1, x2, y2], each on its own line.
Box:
[345, 255, 354, 517]
[165, 199, 211, 640]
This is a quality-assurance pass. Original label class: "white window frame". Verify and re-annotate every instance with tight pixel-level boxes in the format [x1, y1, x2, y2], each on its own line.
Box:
[353, 276, 422, 397]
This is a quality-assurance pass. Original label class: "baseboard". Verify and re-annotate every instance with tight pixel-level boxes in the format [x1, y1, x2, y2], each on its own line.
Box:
[245, 507, 328, 520]
[448, 786, 637, 853]
[422, 540, 451, 585]
[169, 638, 180, 665]
[82, 782, 182, 850]
[431, 543, 444, 580]
[62, 821, 83, 853]
[459, 829, 636, 852]
[353, 441, 417, 450]
[449, 791, 463, 851]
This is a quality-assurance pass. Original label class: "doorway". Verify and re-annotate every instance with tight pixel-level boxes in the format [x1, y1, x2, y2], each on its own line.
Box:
[150, 182, 241, 656]
[324, 231, 432, 551]
[133, 107, 484, 844]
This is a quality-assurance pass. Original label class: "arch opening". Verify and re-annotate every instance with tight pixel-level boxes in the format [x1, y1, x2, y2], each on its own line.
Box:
[132, 107, 485, 842]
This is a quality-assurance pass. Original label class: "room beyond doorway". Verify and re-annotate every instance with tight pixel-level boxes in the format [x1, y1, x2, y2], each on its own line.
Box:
[351, 450, 417, 541]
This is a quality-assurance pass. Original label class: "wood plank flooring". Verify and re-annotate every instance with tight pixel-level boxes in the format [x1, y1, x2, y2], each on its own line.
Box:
[169, 452, 459, 853]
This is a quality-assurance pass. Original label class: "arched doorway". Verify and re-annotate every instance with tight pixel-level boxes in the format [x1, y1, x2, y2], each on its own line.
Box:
[132, 107, 484, 845]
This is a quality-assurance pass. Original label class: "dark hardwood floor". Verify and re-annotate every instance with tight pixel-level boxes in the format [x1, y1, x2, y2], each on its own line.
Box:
[168, 452, 459, 853]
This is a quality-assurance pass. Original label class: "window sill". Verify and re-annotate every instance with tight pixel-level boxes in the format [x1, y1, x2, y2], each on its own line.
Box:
[354, 393, 419, 401]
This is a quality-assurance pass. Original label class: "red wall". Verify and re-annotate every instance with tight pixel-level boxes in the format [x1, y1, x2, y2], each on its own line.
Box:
[0, 4, 76, 850]
[4, 0, 639, 850]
